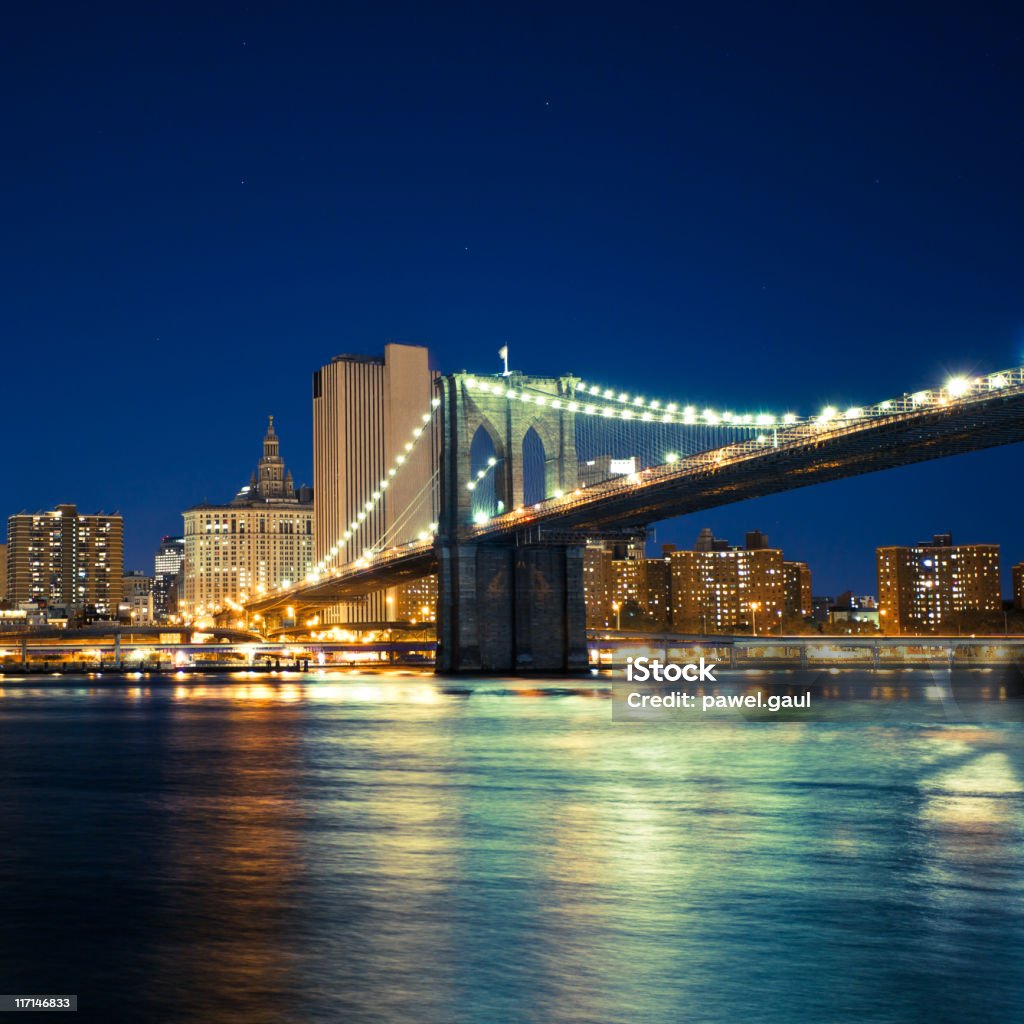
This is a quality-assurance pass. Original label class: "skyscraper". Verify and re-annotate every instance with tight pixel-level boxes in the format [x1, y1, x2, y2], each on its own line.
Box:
[182, 417, 314, 616]
[312, 343, 436, 622]
[153, 535, 185, 620]
[6, 504, 124, 619]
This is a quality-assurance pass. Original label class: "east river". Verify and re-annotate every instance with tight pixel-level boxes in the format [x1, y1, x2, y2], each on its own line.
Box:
[0, 672, 1021, 1023]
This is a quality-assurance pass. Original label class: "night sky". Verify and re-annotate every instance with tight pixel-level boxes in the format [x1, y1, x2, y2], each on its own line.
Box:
[3, 6, 1023, 595]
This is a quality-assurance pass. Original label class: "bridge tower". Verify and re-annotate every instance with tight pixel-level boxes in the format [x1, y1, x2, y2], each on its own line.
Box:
[436, 372, 589, 673]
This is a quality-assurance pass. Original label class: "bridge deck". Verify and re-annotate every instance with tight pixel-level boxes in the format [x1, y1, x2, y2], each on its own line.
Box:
[247, 372, 1024, 617]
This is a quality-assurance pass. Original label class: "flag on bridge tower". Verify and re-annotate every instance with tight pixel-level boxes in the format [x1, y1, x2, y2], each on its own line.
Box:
[499, 345, 509, 376]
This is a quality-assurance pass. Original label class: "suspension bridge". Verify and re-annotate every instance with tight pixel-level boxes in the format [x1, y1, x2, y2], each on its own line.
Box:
[245, 364, 1024, 673]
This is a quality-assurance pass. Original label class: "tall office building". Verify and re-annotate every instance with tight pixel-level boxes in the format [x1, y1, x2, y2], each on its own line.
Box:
[670, 529, 785, 633]
[6, 504, 124, 618]
[0, 542, 6, 604]
[876, 533, 1001, 634]
[313, 343, 436, 622]
[153, 535, 185, 620]
[182, 417, 314, 616]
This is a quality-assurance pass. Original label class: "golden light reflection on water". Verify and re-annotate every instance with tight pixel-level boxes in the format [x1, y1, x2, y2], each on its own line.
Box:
[0, 677, 1021, 1021]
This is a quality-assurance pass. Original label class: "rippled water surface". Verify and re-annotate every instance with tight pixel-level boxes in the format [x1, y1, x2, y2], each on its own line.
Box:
[0, 674, 1022, 1023]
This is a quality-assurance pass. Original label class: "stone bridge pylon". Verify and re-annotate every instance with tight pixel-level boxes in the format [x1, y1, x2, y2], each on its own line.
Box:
[436, 371, 589, 674]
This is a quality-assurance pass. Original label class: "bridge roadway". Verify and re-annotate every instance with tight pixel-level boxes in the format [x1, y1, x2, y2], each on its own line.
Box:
[247, 370, 1024, 617]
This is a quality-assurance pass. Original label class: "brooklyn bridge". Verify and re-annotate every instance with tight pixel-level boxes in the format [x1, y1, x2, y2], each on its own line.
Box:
[244, 366, 1024, 673]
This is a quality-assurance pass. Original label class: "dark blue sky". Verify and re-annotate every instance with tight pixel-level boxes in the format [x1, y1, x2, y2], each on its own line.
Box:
[3, 5, 1022, 593]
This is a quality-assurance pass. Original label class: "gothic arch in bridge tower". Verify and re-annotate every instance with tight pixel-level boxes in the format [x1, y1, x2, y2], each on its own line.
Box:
[469, 422, 507, 513]
[449, 373, 580, 523]
[521, 426, 546, 505]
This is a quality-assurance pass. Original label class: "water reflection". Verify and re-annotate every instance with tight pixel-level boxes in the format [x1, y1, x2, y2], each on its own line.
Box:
[0, 677, 1020, 1022]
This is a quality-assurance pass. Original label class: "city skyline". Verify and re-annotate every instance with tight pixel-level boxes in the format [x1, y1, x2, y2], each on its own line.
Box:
[3, 11, 1021, 1022]
[3, 8, 1023, 591]
[6, 365, 1024, 598]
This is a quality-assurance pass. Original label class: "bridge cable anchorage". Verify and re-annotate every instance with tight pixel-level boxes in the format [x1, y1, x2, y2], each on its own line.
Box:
[302, 398, 441, 586]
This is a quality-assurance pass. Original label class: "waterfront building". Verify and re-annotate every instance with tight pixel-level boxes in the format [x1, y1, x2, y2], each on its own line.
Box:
[829, 605, 880, 629]
[1014, 562, 1024, 611]
[153, 535, 185, 620]
[391, 574, 438, 625]
[783, 561, 813, 618]
[876, 533, 1001, 634]
[312, 343, 436, 622]
[6, 504, 123, 619]
[182, 417, 314, 617]
[582, 540, 671, 628]
[122, 570, 155, 624]
[583, 543, 613, 626]
[670, 529, 785, 633]
[0, 542, 6, 603]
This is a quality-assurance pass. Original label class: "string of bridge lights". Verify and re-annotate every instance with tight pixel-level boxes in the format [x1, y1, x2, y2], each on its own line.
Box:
[464, 370, 1008, 428]
[462, 375, 799, 426]
[273, 367, 1015, 593]
[303, 397, 442, 584]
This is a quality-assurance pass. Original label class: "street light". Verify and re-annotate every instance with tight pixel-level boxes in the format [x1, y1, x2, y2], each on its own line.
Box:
[612, 601, 621, 631]
[880, 608, 898, 637]
[749, 601, 761, 636]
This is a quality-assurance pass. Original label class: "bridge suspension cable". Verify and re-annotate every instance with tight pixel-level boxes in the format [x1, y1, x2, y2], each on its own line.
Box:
[370, 469, 439, 553]
[462, 364, 1024, 525]
[463, 375, 800, 427]
[308, 396, 441, 582]
[252, 361, 1024, 610]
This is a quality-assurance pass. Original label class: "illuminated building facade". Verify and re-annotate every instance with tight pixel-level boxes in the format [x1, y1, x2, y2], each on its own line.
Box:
[783, 561, 813, 618]
[670, 530, 785, 633]
[582, 541, 671, 628]
[6, 504, 123, 618]
[0, 542, 6, 603]
[182, 418, 314, 616]
[312, 343, 436, 623]
[1014, 562, 1024, 610]
[153, 535, 185, 620]
[122, 571, 155, 624]
[392, 574, 438, 625]
[583, 544, 613, 626]
[876, 533, 1001, 634]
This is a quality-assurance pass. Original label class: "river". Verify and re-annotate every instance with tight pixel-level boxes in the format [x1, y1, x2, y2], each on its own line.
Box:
[0, 672, 1021, 1022]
